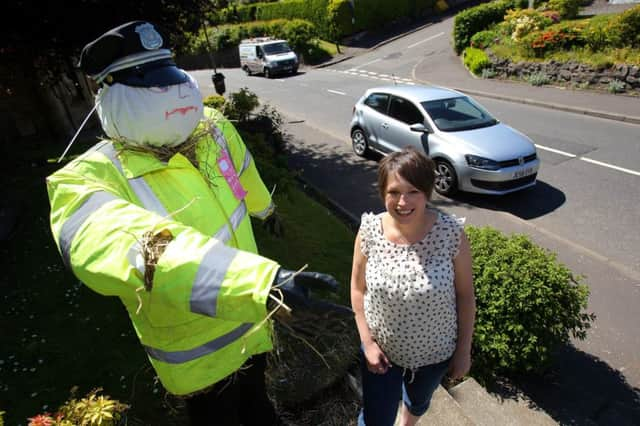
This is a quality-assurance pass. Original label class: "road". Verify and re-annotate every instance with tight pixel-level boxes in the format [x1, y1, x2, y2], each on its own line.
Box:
[191, 17, 640, 391]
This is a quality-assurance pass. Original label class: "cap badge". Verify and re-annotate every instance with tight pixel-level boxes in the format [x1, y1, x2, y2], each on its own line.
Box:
[135, 23, 163, 50]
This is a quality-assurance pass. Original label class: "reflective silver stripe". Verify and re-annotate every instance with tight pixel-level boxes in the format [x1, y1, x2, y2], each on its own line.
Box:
[251, 202, 275, 220]
[98, 144, 168, 216]
[190, 240, 237, 317]
[59, 191, 118, 268]
[212, 201, 248, 243]
[211, 125, 228, 151]
[144, 323, 253, 364]
[239, 149, 252, 176]
[213, 223, 232, 244]
[128, 176, 169, 216]
[98, 143, 124, 174]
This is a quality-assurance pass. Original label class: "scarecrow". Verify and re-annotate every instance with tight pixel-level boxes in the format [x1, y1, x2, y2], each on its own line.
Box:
[46, 21, 339, 425]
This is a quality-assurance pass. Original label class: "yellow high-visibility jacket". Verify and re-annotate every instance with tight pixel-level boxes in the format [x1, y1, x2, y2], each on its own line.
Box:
[46, 107, 280, 395]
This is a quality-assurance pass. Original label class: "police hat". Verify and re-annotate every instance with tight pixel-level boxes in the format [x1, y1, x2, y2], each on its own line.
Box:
[78, 21, 189, 87]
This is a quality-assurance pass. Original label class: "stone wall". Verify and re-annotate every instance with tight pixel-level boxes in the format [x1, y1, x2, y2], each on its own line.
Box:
[488, 53, 640, 94]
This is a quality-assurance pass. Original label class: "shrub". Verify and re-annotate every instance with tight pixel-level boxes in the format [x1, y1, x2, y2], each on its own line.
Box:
[471, 30, 499, 49]
[281, 19, 318, 53]
[223, 87, 260, 122]
[524, 24, 581, 56]
[617, 4, 640, 47]
[453, 0, 527, 54]
[467, 227, 594, 381]
[580, 15, 620, 51]
[464, 47, 492, 75]
[504, 9, 553, 41]
[548, 0, 581, 19]
[608, 79, 626, 93]
[435, 0, 449, 13]
[26, 388, 129, 426]
[203, 94, 226, 110]
[527, 71, 551, 85]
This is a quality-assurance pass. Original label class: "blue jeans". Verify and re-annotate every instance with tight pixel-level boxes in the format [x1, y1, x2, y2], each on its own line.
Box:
[357, 349, 450, 426]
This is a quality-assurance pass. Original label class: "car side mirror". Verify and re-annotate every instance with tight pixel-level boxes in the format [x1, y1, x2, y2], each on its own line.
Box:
[410, 123, 431, 133]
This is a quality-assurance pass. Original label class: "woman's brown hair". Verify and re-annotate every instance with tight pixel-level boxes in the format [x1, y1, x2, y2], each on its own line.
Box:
[377, 147, 436, 200]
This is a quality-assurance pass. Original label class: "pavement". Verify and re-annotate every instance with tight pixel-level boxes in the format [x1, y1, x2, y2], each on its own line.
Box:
[284, 6, 640, 425]
[314, 6, 640, 125]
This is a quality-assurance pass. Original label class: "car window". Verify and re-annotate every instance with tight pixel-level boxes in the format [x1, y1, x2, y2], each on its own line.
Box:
[388, 96, 424, 125]
[364, 93, 390, 114]
[421, 97, 498, 132]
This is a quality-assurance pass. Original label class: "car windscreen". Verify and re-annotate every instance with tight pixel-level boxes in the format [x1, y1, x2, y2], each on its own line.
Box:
[421, 97, 498, 132]
[262, 42, 292, 55]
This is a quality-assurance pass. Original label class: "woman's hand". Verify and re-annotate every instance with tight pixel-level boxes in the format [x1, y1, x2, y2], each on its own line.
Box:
[448, 347, 471, 380]
[363, 341, 391, 374]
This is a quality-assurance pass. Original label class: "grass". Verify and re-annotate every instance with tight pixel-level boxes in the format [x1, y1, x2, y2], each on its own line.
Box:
[0, 134, 355, 425]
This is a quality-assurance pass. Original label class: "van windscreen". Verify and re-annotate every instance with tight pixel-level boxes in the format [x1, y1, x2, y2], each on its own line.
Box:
[263, 42, 291, 54]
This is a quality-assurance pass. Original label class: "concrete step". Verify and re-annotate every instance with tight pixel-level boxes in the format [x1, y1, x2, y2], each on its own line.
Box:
[393, 385, 475, 426]
[448, 378, 557, 426]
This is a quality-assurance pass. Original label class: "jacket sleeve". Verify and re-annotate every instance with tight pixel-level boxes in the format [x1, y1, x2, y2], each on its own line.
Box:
[206, 107, 275, 220]
[46, 152, 279, 324]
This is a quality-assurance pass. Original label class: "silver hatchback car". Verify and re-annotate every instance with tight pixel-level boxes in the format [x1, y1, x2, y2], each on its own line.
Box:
[350, 85, 539, 195]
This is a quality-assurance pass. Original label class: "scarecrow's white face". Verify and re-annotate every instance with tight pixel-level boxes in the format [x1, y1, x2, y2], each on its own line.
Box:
[96, 73, 204, 148]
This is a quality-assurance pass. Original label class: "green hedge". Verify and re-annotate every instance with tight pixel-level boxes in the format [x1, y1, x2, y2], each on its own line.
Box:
[219, 0, 330, 36]
[219, 0, 437, 40]
[467, 227, 594, 381]
[184, 19, 317, 54]
[453, 0, 526, 54]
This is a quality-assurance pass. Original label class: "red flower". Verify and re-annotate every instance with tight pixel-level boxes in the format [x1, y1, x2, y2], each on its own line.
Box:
[27, 414, 54, 426]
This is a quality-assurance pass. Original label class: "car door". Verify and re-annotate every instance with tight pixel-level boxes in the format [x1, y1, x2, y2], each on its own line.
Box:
[383, 96, 428, 154]
[360, 92, 390, 151]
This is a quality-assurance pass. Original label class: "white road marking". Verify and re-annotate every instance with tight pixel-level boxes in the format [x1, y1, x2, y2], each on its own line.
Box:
[407, 32, 445, 49]
[327, 89, 346, 96]
[580, 157, 640, 177]
[536, 144, 640, 177]
[535, 144, 577, 157]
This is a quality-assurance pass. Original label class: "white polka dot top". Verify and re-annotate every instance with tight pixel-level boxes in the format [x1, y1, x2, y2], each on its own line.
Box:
[359, 211, 463, 370]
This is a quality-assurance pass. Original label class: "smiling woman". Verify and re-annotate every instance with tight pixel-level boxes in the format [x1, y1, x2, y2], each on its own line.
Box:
[350, 147, 476, 426]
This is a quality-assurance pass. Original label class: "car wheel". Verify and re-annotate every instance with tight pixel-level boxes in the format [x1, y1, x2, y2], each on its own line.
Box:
[434, 160, 458, 196]
[351, 127, 370, 157]
[264, 68, 271, 78]
[243, 66, 252, 76]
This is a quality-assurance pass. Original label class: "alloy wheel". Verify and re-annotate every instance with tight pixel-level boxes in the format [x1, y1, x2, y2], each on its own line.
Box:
[434, 160, 458, 195]
[351, 128, 369, 157]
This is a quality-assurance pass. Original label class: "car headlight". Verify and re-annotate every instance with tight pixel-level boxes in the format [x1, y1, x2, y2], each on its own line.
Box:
[465, 155, 501, 170]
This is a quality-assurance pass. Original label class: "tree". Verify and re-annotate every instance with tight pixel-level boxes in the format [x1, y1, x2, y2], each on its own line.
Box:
[1, 0, 217, 91]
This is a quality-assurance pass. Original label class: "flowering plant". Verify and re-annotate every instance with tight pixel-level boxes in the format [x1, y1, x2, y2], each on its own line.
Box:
[505, 9, 552, 41]
[528, 26, 580, 56]
[27, 388, 129, 426]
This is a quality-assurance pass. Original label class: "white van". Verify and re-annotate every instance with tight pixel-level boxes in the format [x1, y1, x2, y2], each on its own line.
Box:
[239, 37, 299, 78]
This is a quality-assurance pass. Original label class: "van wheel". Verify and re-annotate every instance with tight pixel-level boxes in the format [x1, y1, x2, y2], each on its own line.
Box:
[243, 66, 252, 76]
[264, 68, 272, 79]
